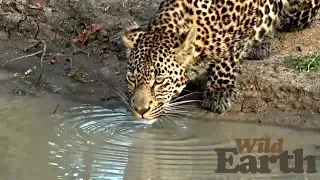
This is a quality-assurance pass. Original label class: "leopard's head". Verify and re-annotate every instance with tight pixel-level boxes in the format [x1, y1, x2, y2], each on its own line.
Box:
[121, 24, 201, 120]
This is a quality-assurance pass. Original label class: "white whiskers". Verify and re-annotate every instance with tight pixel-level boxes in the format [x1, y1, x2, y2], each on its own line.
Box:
[115, 90, 135, 113]
[170, 91, 202, 103]
[114, 89, 201, 125]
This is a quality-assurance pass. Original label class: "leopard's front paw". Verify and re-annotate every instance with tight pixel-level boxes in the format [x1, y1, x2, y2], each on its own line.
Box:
[202, 87, 239, 113]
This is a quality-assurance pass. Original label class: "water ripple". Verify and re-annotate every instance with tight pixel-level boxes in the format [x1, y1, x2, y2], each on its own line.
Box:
[48, 104, 320, 180]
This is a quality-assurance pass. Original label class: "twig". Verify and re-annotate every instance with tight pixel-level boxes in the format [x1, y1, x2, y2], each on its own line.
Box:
[101, 90, 108, 101]
[29, 39, 47, 89]
[1, 51, 43, 67]
[53, 104, 60, 114]
[39, 39, 46, 69]
[69, 56, 73, 71]
[52, 88, 62, 93]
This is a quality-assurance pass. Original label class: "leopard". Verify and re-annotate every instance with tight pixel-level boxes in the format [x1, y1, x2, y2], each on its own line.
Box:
[120, 0, 320, 120]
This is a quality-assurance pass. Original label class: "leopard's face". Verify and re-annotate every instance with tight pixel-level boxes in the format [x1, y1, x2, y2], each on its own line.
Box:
[122, 27, 200, 120]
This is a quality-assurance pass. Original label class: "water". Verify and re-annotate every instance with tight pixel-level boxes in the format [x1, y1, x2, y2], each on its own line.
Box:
[0, 79, 320, 180]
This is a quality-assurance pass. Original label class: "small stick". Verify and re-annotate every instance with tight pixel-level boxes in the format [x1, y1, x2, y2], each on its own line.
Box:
[53, 104, 60, 114]
[39, 39, 47, 69]
[101, 91, 108, 101]
[69, 56, 73, 71]
[30, 72, 43, 89]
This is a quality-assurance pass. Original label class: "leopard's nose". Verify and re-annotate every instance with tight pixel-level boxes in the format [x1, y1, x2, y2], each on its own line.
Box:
[133, 105, 150, 115]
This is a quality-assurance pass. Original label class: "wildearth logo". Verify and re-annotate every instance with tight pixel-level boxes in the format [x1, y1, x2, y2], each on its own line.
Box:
[214, 138, 317, 173]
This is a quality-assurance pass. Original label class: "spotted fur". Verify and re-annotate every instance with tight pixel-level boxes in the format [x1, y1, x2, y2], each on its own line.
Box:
[121, 0, 320, 120]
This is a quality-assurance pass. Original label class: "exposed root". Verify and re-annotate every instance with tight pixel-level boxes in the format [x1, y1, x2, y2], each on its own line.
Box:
[1, 50, 43, 67]
[24, 41, 42, 52]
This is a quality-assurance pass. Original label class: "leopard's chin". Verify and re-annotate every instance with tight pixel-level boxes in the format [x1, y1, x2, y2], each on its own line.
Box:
[139, 118, 158, 125]
[131, 108, 163, 121]
[131, 111, 159, 124]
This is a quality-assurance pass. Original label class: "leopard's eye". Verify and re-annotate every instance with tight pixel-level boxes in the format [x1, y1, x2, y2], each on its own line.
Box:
[127, 72, 135, 83]
[155, 76, 166, 84]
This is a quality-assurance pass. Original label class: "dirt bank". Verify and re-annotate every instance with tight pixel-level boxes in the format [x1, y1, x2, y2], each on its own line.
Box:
[0, 0, 319, 130]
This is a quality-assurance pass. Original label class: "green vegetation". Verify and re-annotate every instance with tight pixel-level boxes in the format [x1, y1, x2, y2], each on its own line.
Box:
[284, 52, 320, 72]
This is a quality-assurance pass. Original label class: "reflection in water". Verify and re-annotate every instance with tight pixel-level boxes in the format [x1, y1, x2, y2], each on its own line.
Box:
[0, 79, 320, 179]
[49, 104, 320, 180]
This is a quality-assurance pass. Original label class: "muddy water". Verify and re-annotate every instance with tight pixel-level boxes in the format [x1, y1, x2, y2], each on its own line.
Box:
[0, 78, 320, 180]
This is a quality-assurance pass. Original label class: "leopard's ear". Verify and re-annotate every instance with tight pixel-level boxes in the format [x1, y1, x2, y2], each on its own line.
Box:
[122, 29, 144, 48]
[122, 22, 144, 49]
[176, 26, 201, 66]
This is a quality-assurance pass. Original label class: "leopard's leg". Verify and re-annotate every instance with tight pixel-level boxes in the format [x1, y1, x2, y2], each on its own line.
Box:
[242, 0, 279, 60]
[276, 0, 320, 32]
[241, 32, 275, 60]
[202, 54, 241, 113]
